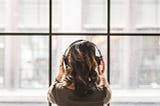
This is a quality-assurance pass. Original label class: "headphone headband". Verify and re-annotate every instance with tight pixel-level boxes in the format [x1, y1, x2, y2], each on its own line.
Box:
[64, 39, 102, 57]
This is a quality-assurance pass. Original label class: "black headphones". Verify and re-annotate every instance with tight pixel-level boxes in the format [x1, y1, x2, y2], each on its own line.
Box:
[63, 40, 102, 68]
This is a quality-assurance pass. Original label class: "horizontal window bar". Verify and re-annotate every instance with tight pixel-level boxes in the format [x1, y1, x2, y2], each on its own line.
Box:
[0, 33, 49, 35]
[0, 33, 160, 36]
[110, 33, 160, 36]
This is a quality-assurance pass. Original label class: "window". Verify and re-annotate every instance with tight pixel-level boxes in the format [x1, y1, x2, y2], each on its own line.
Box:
[0, 0, 160, 106]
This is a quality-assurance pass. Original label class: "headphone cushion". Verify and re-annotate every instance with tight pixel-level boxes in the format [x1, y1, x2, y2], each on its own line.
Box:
[95, 56, 101, 65]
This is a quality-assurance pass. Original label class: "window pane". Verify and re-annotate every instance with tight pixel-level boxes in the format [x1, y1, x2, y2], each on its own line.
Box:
[0, 37, 4, 87]
[111, 0, 160, 33]
[52, 0, 107, 33]
[0, 36, 48, 106]
[111, 36, 160, 106]
[0, 0, 49, 32]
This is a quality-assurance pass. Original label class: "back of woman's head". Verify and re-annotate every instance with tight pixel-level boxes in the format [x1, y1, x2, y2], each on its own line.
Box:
[64, 40, 101, 97]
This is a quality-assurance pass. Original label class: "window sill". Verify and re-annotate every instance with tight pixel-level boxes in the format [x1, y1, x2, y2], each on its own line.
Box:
[0, 89, 48, 103]
[111, 89, 160, 103]
[0, 89, 160, 103]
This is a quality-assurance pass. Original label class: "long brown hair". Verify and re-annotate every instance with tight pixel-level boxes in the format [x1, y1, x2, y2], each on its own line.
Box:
[64, 41, 101, 97]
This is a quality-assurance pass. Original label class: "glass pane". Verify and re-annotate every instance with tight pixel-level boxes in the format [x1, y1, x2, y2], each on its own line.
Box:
[20, 36, 49, 88]
[0, 36, 48, 106]
[111, 36, 160, 106]
[52, 0, 107, 33]
[111, 0, 160, 33]
[0, 37, 4, 87]
[0, 0, 49, 32]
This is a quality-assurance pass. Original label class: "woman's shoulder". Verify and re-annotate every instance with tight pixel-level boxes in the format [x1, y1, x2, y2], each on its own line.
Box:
[53, 81, 74, 92]
[52, 81, 110, 97]
[54, 82, 106, 95]
[53, 81, 66, 90]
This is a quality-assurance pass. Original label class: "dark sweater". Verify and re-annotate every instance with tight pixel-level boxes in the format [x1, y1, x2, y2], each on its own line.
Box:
[48, 81, 111, 106]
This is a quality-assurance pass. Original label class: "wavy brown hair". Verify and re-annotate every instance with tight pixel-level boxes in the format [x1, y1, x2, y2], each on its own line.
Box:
[64, 41, 101, 97]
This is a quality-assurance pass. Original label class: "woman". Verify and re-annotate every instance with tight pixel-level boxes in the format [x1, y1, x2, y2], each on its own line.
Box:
[48, 40, 111, 106]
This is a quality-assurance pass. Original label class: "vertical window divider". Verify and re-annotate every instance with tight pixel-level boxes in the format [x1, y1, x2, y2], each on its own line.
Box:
[49, 0, 52, 106]
[107, 0, 111, 106]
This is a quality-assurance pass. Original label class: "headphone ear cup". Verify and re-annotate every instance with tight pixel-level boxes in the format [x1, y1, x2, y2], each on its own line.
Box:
[63, 56, 68, 68]
[95, 56, 101, 65]
[99, 58, 105, 74]
[63, 56, 72, 73]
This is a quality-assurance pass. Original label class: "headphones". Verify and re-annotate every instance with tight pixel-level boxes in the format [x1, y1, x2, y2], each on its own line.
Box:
[63, 40, 102, 68]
